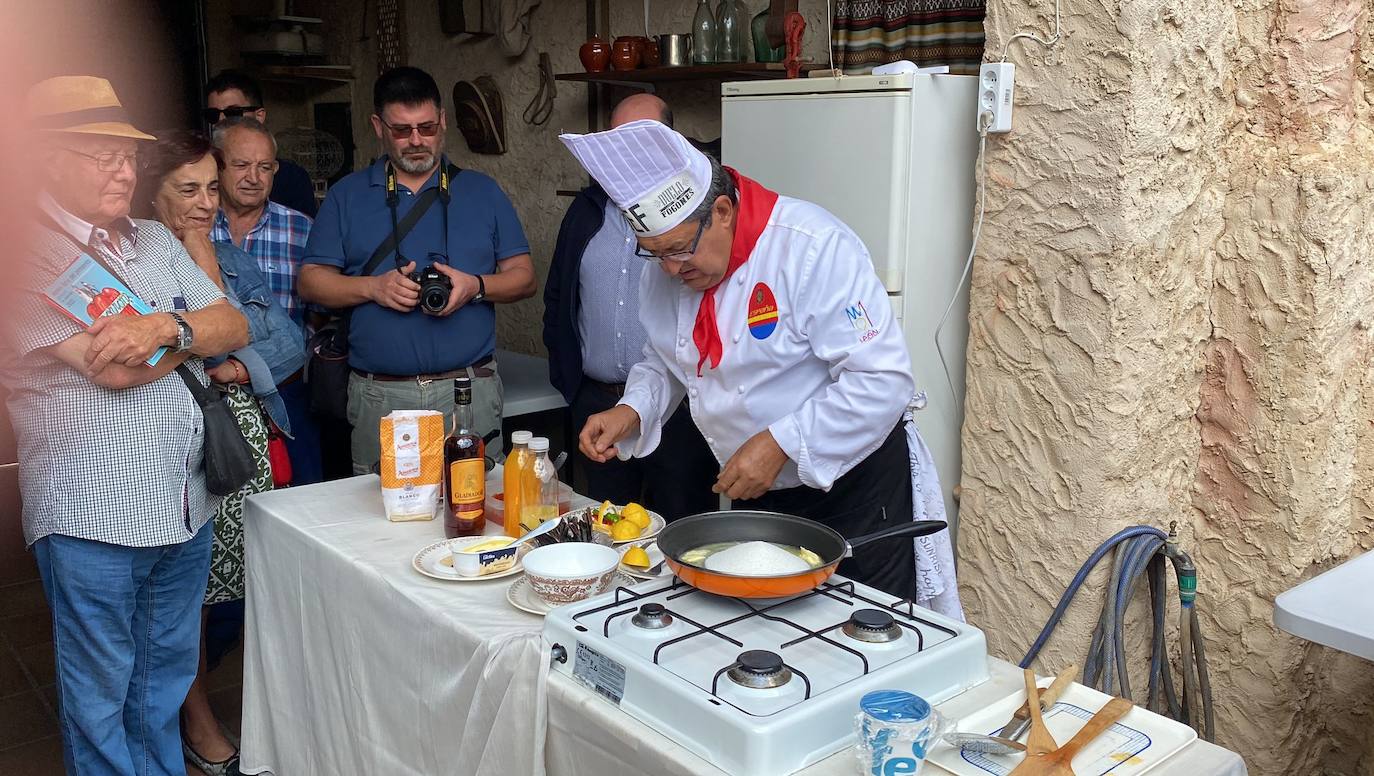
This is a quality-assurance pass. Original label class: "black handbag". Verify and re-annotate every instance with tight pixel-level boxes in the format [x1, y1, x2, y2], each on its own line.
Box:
[306, 164, 458, 422]
[176, 366, 257, 496]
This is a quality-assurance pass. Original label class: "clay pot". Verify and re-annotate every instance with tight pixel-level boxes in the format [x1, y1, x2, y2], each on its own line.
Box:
[579, 34, 611, 72]
[611, 38, 642, 71]
[642, 38, 661, 68]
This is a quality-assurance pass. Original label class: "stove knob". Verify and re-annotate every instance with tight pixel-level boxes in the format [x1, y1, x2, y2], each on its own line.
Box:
[550, 644, 568, 664]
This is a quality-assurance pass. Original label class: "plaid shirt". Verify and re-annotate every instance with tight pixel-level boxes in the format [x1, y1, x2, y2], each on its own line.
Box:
[2, 204, 226, 548]
[212, 202, 311, 329]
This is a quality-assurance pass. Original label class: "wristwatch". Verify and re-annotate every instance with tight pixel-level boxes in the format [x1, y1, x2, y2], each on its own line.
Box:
[168, 312, 194, 352]
[472, 274, 487, 303]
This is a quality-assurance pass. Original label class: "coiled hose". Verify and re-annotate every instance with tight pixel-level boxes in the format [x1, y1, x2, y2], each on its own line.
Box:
[1018, 523, 1215, 741]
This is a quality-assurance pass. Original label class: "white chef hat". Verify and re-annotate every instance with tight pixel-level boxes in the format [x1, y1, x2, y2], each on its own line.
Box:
[559, 119, 712, 238]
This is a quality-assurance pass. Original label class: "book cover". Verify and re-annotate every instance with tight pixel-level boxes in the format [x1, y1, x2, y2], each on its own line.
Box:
[43, 253, 169, 367]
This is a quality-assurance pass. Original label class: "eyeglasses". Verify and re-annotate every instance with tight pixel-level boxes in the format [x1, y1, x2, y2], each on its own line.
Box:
[62, 147, 138, 173]
[201, 105, 261, 124]
[379, 119, 442, 139]
[634, 217, 708, 264]
[228, 159, 279, 176]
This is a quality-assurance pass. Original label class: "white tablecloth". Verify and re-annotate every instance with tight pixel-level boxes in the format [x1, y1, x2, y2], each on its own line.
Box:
[240, 476, 1246, 776]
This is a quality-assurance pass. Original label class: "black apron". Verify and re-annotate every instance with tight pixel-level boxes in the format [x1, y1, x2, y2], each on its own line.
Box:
[736, 423, 916, 601]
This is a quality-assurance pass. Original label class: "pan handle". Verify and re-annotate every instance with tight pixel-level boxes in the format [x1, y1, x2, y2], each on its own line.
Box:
[846, 520, 948, 553]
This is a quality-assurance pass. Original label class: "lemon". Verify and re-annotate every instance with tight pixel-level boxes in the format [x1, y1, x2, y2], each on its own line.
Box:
[622, 503, 650, 529]
[596, 500, 614, 523]
[611, 520, 642, 542]
[622, 546, 651, 568]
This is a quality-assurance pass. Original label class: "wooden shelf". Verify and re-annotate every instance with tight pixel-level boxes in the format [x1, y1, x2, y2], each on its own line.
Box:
[556, 63, 817, 86]
[253, 65, 354, 85]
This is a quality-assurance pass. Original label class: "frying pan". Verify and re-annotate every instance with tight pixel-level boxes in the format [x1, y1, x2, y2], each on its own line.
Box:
[656, 510, 946, 598]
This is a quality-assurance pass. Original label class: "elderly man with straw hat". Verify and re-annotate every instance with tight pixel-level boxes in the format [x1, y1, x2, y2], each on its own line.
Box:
[562, 119, 960, 612]
[2, 76, 247, 775]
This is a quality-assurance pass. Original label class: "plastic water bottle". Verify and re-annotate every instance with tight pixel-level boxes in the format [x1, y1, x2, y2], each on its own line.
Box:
[523, 437, 560, 533]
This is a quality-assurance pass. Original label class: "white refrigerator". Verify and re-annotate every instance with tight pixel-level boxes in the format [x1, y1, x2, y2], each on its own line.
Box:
[721, 72, 979, 537]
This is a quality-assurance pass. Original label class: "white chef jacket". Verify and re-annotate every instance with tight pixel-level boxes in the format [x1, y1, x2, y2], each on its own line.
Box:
[617, 196, 916, 492]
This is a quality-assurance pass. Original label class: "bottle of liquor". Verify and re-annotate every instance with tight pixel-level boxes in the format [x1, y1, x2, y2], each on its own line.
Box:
[443, 378, 485, 537]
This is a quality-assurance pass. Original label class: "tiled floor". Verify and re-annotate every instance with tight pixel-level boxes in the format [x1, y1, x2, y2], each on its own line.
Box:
[0, 575, 245, 776]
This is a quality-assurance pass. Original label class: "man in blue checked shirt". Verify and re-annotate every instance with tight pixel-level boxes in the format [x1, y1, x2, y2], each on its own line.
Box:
[210, 116, 322, 484]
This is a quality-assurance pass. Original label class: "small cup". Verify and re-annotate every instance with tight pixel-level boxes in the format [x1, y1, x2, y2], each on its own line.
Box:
[449, 536, 518, 577]
[854, 691, 948, 776]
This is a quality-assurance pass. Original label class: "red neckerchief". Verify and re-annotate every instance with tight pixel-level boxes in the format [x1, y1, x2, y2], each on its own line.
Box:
[692, 168, 778, 376]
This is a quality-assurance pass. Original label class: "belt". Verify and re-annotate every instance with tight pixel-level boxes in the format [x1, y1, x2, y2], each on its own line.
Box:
[278, 368, 304, 387]
[353, 354, 495, 382]
[585, 378, 627, 398]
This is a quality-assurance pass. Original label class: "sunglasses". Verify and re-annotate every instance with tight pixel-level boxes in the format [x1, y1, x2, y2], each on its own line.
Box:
[201, 105, 262, 124]
[379, 119, 442, 140]
[634, 217, 708, 264]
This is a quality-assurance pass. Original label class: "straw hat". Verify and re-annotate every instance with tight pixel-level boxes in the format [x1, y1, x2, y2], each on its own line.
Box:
[25, 76, 156, 141]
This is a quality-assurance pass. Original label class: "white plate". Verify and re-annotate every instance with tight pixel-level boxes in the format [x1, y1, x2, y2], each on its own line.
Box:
[617, 542, 671, 580]
[927, 680, 1198, 776]
[412, 537, 524, 582]
[507, 571, 639, 616]
[609, 509, 666, 545]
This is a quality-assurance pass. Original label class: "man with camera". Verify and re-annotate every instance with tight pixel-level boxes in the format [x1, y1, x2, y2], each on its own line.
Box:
[298, 67, 535, 474]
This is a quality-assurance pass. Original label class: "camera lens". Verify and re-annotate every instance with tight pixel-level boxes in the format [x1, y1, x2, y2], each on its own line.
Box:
[422, 286, 447, 313]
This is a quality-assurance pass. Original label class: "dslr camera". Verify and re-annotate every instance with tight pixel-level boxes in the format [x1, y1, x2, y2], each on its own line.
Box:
[409, 259, 453, 315]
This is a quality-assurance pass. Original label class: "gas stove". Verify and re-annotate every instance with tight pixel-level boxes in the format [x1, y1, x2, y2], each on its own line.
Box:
[543, 574, 990, 776]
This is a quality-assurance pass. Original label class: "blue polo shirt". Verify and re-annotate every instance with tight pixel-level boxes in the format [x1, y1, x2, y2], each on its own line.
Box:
[304, 157, 529, 375]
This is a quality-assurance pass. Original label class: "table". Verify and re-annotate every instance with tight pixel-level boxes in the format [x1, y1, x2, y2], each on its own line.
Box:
[496, 349, 566, 418]
[1274, 550, 1374, 661]
[240, 476, 1247, 776]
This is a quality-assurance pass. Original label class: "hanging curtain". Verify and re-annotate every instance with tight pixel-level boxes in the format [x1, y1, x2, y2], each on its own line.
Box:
[831, 0, 986, 76]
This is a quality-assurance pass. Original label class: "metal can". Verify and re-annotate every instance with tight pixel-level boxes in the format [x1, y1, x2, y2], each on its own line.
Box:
[854, 690, 946, 775]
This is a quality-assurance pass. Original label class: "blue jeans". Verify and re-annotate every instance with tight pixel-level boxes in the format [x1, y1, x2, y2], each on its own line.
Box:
[33, 523, 213, 776]
[279, 378, 323, 485]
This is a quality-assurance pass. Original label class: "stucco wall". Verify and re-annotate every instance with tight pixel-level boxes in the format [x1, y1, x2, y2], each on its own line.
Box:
[964, 0, 1374, 773]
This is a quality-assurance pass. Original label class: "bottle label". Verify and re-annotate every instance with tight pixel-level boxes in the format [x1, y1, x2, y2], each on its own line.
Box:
[449, 459, 484, 517]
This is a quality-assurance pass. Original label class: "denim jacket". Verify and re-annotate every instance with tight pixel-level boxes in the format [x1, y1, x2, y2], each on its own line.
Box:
[207, 241, 306, 435]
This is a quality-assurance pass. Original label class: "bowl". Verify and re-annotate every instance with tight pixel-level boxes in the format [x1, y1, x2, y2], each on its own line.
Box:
[521, 542, 620, 604]
[448, 535, 519, 577]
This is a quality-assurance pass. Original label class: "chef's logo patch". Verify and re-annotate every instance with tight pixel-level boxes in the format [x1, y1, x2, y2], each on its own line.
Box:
[747, 283, 779, 340]
[845, 302, 880, 343]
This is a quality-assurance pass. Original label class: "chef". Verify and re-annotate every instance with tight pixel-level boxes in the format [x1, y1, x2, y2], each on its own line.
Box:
[562, 120, 959, 609]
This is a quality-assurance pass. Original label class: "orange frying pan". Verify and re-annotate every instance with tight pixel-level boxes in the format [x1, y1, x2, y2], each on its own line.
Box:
[656, 510, 946, 598]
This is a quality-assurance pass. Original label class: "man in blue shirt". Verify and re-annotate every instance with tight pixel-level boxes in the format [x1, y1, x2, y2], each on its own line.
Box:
[299, 67, 535, 474]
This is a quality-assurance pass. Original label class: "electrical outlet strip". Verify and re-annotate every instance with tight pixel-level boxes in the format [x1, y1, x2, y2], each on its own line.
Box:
[977, 62, 1015, 133]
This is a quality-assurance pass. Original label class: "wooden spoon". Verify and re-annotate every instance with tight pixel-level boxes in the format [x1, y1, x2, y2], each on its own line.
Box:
[1022, 668, 1058, 756]
[1009, 696, 1135, 776]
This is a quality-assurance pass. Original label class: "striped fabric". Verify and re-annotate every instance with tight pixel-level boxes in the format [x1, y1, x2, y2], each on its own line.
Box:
[832, 0, 986, 76]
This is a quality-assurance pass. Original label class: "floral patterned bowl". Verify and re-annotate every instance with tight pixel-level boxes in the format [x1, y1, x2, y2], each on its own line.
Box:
[521, 543, 620, 605]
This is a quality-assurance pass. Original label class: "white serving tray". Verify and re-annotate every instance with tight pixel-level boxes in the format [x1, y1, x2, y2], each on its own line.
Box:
[928, 679, 1198, 776]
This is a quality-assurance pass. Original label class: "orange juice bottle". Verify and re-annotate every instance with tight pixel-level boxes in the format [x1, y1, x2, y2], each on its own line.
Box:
[503, 431, 533, 537]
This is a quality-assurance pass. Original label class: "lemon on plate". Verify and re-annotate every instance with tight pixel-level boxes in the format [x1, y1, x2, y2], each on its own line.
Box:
[611, 520, 642, 542]
[622, 546, 651, 569]
[621, 503, 650, 529]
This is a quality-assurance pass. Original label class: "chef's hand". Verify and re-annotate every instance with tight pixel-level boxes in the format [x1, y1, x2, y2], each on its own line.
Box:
[84, 312, 176, 375]
[714, 430, 788, 501]
[429, 263, 480, 316]
[579, 405, 640, 463]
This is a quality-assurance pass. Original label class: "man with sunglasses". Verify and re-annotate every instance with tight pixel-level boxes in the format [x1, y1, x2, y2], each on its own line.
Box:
[560, 120, 960, 610]
[298, 66, 535, 475]
[543, 94, 717, 521]
[203, 69, 317, 217]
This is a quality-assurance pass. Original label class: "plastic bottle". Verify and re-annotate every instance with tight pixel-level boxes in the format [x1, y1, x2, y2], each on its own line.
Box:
[523, 437, 560, 534]
[503, 431, 533, 537]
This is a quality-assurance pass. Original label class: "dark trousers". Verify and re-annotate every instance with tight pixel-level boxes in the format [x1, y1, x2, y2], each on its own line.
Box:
[737, 423, 916, 601]
[278, 379, 323, 485]
[571, 380, 720, 521]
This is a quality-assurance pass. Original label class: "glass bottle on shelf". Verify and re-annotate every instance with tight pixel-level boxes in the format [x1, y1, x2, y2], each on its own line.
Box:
[752, 7, 784, 63]
[523, 437, 560, 534]
[692, 0, 717, 64]
[502, 430, 532, 537]
[715, 0, 740, 63]
[443, 378, 485, 538]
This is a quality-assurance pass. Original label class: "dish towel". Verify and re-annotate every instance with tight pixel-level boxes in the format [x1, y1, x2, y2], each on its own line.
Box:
[905, 406, 964, 620]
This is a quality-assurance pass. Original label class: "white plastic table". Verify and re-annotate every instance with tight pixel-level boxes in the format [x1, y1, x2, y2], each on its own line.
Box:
[496, 348, 565, 418]
[1274, 550, 1374, 661]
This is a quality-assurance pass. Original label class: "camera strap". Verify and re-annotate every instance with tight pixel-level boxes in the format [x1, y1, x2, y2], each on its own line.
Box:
[380, 159, 458, 275]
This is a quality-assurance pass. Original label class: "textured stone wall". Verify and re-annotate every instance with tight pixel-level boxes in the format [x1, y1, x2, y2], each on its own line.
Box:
[964, 0, 1374, 772]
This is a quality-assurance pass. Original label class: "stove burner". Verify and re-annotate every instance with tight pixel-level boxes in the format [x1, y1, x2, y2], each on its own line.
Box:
[842, 609, 902, 643]
[727, 650, 793, 689]
[631, 603, 674, 630]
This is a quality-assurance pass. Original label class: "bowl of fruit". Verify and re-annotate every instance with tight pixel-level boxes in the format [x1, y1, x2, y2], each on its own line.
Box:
[593, 501, 665, 544]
